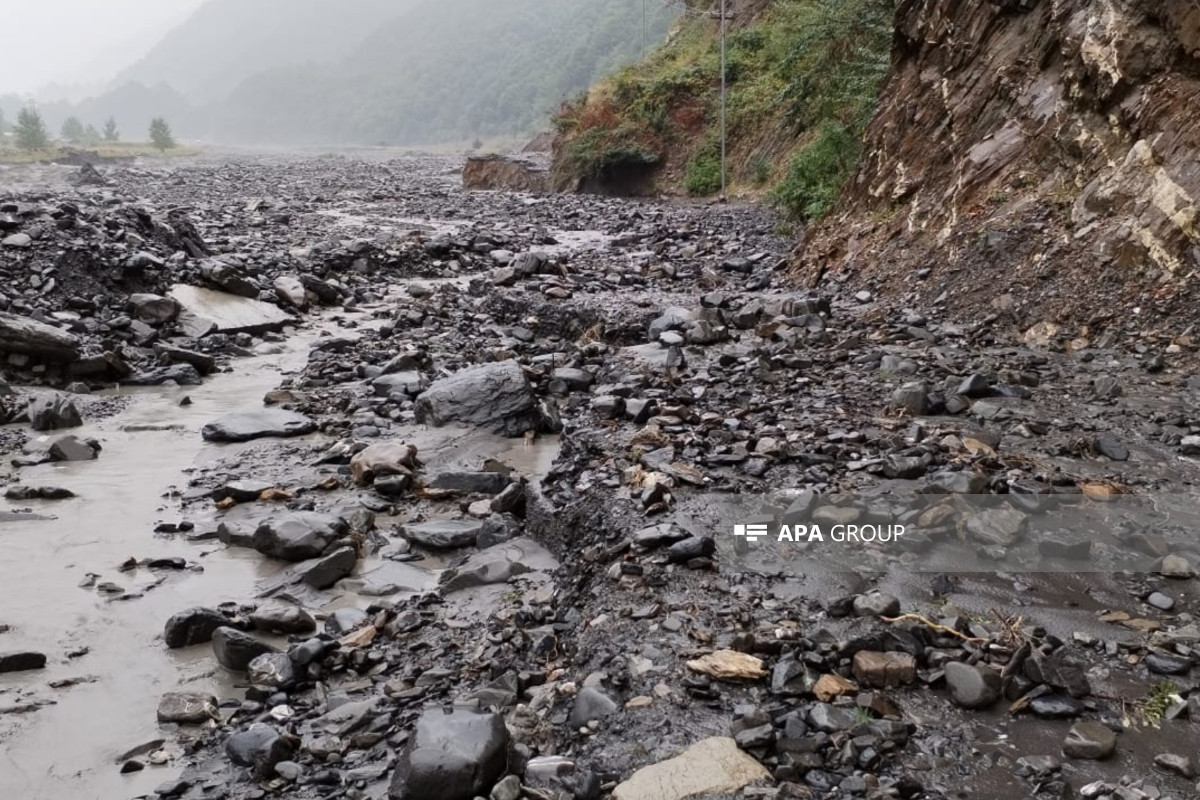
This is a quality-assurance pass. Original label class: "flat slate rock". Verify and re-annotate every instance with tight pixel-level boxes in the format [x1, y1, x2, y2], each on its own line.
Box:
[169, 284, 292, 338]
[201, 410, 317, 443]
[414, 360, 539, 437]
[0, 311, 80, 361]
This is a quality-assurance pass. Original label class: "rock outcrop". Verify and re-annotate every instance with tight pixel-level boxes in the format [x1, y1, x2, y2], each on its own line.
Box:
[462, 154, 549, 192]
[796, 0, 1200, 343]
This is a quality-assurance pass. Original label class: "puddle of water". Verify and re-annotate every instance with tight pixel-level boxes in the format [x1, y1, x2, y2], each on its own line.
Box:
[0, 292, 563, 800]
[0, 338, 315, 800]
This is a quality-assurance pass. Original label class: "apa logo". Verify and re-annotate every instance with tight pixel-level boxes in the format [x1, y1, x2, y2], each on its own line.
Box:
[732, 523, 769, 543]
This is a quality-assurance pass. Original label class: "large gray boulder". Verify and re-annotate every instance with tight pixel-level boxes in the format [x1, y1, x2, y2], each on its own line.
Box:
[211, 627, 277, 672]
[169, 284, 292, 338]
[199, 260, 259, 298]
[403, 519, 484, 549]
[415, 360, 539, 437]
[26, 393, 82, 431]
[252, 512, 348, 561]
[128, 293, 180, 325]
[164, 607, 231, 648]
[389, 707, 509, 800]
[201, 409, 317, 442]
[0, 311, 80, 362]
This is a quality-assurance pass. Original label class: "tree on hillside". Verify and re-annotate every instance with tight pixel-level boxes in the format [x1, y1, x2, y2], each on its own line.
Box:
[84, 124, 102, 146]
[15, 106, 49, 151]
[149, 117, 176, 151]
[61, 116, 85, 144]
[0, 109, 6, 134]
[103, 117, 119, 142]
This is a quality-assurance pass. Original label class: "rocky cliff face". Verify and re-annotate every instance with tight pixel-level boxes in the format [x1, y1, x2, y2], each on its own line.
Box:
[797, 0, 1200, 346]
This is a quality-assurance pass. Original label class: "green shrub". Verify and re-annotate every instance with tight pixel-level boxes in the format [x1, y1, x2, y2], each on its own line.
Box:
[772, 121, 860, 219]
[776, 0, 892, 129]
[685, 146, 722, 196]
[750, 154, 772, 186]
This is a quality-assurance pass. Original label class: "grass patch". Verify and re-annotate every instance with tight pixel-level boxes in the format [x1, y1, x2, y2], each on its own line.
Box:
[1138, 681, 1180, 727]
[0, 141, 199, 165]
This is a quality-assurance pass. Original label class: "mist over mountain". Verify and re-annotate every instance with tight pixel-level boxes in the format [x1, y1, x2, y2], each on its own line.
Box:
[114, 0, 410, 103]
[211, 0, 678, 145]
[4, 0, 677, 147]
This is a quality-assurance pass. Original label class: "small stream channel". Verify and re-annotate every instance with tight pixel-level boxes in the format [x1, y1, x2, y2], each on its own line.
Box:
[0, 292, 561, 800]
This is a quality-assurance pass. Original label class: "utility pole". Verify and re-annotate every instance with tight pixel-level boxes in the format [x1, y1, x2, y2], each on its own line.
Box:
[642, 0, 647, 58]
[720, 0, 727, 200]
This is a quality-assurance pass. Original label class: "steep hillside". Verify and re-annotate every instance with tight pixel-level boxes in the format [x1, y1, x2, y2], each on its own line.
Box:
[114, 0, 407, 103]
[550, 0, 891, 204]
[209, 0, 678, 145]
[795, 0, 1200, 343]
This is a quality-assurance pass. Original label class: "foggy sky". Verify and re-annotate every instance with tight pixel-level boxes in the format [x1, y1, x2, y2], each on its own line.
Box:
[0, 0, 204, 96]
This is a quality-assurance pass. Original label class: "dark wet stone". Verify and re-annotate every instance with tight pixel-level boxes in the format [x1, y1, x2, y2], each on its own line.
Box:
[1063, 721, 1117, 760]
[324, 607, 369, 636]
[288, 638, 331, 667]
[1153, 752, 1195, 778]
[200, 409, 317, 442]
[925, 469, 988, 494]
[404, 518, 484, 549]
[772, 652, 817, 696]
[475, 514, 519, 549]
[964, 506, 1028, 546]
[48, 435, 98, 461]
[957, 373, 992, 398]
[248, 653, 297, 688]
[428, 471, 513, 495]
[372, 371, 426, 398]
[4, 485, 74, 500]
[298, 546, 357, 589]
[808, 703, 859, 733]
[570, 687, 618, 727]
[439, 537, 554, 593]
[157, 692, 217, 724]
[944, 662, 1001, 709]
[211, 627, 278, 672]
[388, 707, 509, 800]
[226, 724, 293, 775]
[415, 359, 541, 437]
[1024, 654, 1090, 697]
[0, 651, 47, 673]
[164, 607, 230, 649]
[26, 392, 82, 431]
[1029, 694, 1085, 718]
[253, 512, 348, 561]
[1145, 652, 1192, 675]
[211, 480, 273, 503]
[891, 381, 928, 415]
[250, 602, 315, 634]
[633, 523, 690, 548]
[154, 779, 191, 798]
[274, 761, 304, 782]
[853, 593, 900, 617]
[552, 367, 594, 391]
[122, 363, 203, 386]
[882, 455, 926, 479]
[1093, 435, 1129, 461]
[667, 536, 715, 563]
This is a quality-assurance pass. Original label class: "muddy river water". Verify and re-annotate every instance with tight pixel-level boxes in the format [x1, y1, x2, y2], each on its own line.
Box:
[0, 293, 560, 800]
